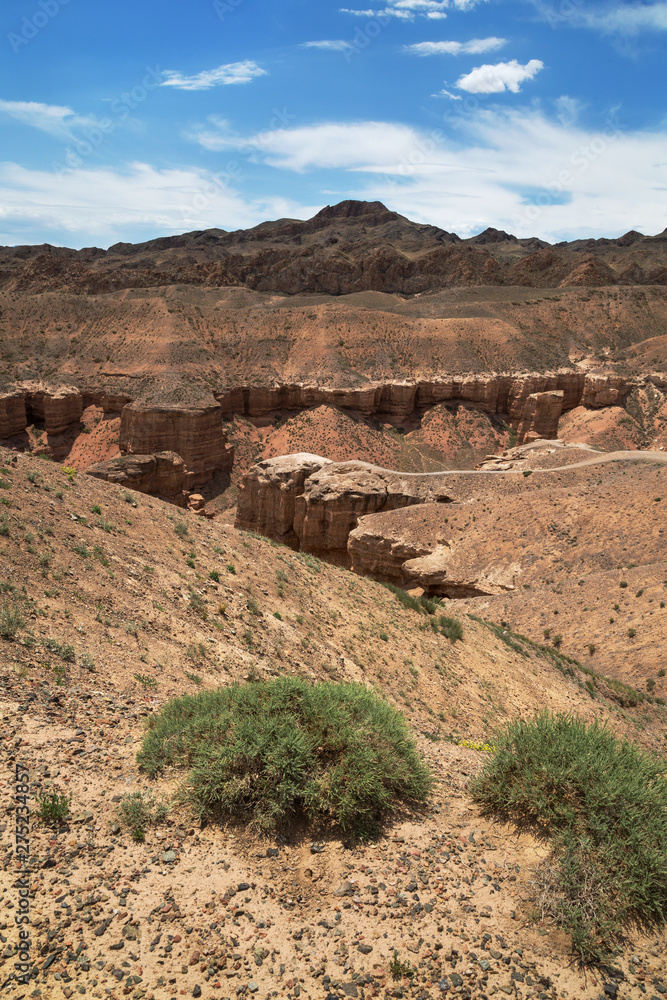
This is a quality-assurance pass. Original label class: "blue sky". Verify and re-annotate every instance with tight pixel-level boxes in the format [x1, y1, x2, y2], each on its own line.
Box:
[0, 0, 665, 247]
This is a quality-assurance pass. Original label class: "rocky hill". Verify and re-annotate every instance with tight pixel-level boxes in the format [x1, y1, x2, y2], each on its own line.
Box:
[1, 201, 666, 295]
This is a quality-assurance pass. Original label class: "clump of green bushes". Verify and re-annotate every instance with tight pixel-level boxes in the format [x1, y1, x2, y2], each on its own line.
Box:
[138, 678, 432, 837]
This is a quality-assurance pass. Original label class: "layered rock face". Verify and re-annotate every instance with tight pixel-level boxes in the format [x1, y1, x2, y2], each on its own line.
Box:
[86, 452, 189, 504]
[293, 463, 429, 565]
[235, 456, 453, 564]
[0, 392, 27, 438]
[217, 372, 633, 434]
[348, 504, 520, 597]
[119, 402, 233, 487]
[235, 454, 332, 546]
[516, 391, 564, 444]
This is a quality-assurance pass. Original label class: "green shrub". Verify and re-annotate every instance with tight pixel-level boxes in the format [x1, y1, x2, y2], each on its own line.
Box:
[116, 790, 168, 842]
[209, 570, 220, 582]
[438, 614, 463, 642]
[138, 678, 432, 837]
[471, 711, 667, 962]
[174, 520, 188, 538]
[0, 599, 26, 640]
[37, 789, 71, 825]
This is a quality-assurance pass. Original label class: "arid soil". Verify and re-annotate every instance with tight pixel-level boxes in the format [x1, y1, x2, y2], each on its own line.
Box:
[2, 449, 667, 1000]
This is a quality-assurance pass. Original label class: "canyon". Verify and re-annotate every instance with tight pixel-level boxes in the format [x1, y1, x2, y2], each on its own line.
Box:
[0, 370, 652, 506]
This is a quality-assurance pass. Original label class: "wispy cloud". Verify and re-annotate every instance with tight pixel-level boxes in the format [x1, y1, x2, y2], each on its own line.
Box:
[340, 0, 486, 20]
[160, 61, 266, 91]
[0, 99, 99, 140]
[405, 37, 506, 55]
[0, 161, 305, 246]
[572, 1, 667, 33]
[185, 112, 667, 242]
[456, 59, 544, 93]
[301, 40, 353, 51]
[191, 119, 421, 171]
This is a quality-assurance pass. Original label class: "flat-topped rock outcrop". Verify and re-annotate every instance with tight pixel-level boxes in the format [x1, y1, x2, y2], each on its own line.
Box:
[119, 401, 233, 488]
[85, 451, 189, 505]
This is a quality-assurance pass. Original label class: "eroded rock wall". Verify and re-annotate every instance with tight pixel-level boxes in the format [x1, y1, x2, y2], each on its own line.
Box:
[217, 371, 633, 430]
[0, 392, 27, 438]
[235, 453, 332, 546]
[235, 456, 454, 565]
[119, 402, 233, 487]
[516, 391, 565, 444]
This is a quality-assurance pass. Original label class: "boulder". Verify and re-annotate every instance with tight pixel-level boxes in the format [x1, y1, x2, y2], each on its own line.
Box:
[85, 451, 189, 504]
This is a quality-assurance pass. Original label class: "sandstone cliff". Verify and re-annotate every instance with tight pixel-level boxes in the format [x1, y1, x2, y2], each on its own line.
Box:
[235, 456, 453, 564]
[217, 372, 632, 433]
[235, 454, 332, 547]
[119, 402, 234, 487]
[0, 391, 27, 439]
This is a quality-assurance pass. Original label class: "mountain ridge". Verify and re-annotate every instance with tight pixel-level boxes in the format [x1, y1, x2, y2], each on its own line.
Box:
[1, 200, 665, 295]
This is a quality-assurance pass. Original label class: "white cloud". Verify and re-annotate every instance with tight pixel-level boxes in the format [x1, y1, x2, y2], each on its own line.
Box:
[0, 100, 99, 140]
[456, 59, 544, 94]
[405, 37, 506, 55]
[340, 0, 486, 16]
[0, 161, 305, 247]
[570, 2, 667, 34]
[191, 120, 421, 171]
[191, 113, 667, 243]
[301, 40, 353, 51]
[340, 0, 483, 20]
[160, 61, 266, 91]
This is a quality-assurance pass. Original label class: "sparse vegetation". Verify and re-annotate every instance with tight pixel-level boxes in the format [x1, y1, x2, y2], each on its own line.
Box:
[37, 789, 71, 825]
[0, 598, 26, 640]
[116, 790, 168, 842]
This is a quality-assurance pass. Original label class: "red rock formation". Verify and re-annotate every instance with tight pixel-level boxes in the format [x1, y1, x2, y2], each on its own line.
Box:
[516, 390, 564, 444]
[235, 454, 332, 546]
[20, 383, 83, 435]
[85, 452, 189, 504]
[235, 456, 453, 565]
[293, 463, 427, 565]
[217, 372, 630, 425]
[0, 391, 27, 438]
[119, 401, 233, 487]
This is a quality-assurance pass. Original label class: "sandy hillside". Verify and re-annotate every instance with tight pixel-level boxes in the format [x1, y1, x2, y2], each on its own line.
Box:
[1, 449, 666, 1000]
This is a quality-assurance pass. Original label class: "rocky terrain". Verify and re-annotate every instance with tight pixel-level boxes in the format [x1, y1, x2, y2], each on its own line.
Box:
[2, 202, 667, 998]
[1, 201, 666, 295]
[1, 448, 667, 1000]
